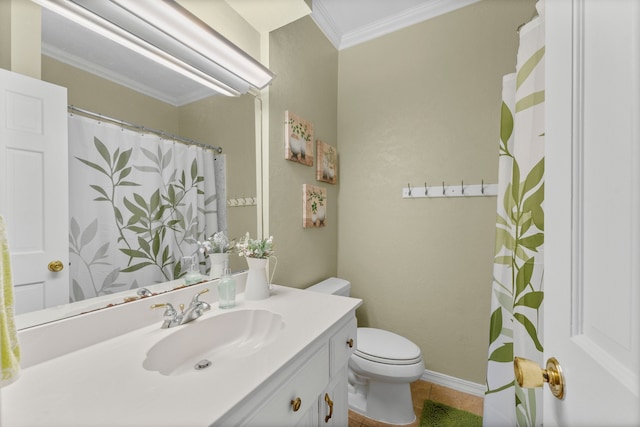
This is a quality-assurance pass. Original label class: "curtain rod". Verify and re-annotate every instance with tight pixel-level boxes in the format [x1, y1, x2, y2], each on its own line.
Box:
[67, 105, 223, 154]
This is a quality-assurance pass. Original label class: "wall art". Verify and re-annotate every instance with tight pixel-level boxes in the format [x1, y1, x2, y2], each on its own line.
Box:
[285, 111, 313, 166]
[303, 184, 326, 228]
[316, 140, 338, 184]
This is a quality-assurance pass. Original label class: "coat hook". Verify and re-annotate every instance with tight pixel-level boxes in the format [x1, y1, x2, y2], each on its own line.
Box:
[408, 183, 412, 196]
[442, 181, 446, 195]
[425, 182, 428, 195]
[461, 180, 464, 195]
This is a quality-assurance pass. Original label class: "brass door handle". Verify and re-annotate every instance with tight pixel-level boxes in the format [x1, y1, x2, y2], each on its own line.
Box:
[290, 397, 302, 412]
[514, 357, 565, 400]
[324, 393, 334, 423]
[48, 260, 64, 272]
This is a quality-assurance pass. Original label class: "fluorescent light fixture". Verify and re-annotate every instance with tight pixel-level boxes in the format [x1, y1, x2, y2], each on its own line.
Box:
[32, 0, 275, 96]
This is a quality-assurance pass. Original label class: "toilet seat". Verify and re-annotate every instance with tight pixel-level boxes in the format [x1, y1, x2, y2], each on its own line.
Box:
[355, 328, 422, 365]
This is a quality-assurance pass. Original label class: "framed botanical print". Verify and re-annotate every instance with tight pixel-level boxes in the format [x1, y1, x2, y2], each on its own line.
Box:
[303, 184, 326, 228]
[316, 140, 337, 184]
[285, 111, 313, 166]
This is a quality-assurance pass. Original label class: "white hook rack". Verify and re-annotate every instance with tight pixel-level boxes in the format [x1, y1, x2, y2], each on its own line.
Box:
[227, 197, 257, 207]
[403, 182, 498, 199]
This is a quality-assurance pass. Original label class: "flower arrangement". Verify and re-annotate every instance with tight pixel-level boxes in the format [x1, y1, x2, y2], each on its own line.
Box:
[236, 232, 274, 259]
[197, 231, 235, 257]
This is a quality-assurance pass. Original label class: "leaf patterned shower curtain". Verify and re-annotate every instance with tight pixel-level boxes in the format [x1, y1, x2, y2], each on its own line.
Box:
[484, 2, 545, 426]
[68, 114, 226, 302]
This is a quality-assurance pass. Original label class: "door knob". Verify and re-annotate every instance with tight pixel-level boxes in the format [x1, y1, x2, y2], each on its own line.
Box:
[514, 357, 565, 400]
[48, 260, 64, 272]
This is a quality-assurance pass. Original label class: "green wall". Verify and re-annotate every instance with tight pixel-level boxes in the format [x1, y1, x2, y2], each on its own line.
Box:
[336, 0, 537, 384]
[268, 16, 339, 286]
[3, 0, 539, 385]
[264, 0, 536, 385]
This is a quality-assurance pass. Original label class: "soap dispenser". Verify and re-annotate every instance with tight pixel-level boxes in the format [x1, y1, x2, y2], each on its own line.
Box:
[183, 255, 202, 285]
[217, 259, 236, 309]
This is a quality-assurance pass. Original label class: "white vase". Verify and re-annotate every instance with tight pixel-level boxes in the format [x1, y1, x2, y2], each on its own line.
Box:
[290, 134, 302, 159]
[244, 257, 270, 300]
[209, 253, 228, 279]
[317, 205, 326, 225]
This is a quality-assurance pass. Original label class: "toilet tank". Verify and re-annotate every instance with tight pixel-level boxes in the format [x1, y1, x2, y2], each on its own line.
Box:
[306, 277, 351, 297]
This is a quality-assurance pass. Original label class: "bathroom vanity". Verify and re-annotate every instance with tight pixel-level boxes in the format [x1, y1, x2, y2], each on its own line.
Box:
[1, 274, 361, 426]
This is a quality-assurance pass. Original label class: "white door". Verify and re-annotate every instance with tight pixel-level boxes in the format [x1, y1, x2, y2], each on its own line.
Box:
[545, 1, 640, 425]
[0, 69, 69, 313]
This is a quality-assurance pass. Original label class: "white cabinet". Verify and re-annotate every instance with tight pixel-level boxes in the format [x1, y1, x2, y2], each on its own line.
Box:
[319, 316, 357, 426]
[244, 346, 328, 426]
[2, 285, 362, 427]
[237, 314, 357, 427]
[319, 365, 349, 426]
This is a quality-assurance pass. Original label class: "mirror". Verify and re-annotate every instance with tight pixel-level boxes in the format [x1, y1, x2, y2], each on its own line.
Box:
[13, 7, 260, 329]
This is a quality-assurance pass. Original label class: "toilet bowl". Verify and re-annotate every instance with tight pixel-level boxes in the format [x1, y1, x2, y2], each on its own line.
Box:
[306, 278, 424, 425]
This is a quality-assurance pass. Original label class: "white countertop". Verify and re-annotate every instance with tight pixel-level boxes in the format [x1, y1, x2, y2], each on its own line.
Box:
[1, 285, 361, 427]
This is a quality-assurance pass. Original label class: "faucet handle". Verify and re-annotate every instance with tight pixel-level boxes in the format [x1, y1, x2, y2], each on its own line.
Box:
[190, 288, 211, 317]
[191, 288, 210, 304]
[151, 302, 177, 319]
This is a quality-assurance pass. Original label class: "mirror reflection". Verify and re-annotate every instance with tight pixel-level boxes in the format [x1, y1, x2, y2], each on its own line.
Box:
[13, 7, 259, 329]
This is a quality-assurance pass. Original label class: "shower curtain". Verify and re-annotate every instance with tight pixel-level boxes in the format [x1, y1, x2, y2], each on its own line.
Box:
[484, 2, 545, 426]
[68, 114, 226, 301]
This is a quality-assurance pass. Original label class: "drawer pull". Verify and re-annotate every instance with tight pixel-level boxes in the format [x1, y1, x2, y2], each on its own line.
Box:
[290, 397, 302, 412]
[324, 393, 334, 422]
[347, 338, 354, 348]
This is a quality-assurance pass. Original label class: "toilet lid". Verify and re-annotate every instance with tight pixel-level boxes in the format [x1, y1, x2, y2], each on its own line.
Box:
[355, 328, 422, 365]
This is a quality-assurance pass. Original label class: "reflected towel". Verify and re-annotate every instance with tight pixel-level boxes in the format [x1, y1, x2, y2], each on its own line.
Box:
[0, 216, 20, 387]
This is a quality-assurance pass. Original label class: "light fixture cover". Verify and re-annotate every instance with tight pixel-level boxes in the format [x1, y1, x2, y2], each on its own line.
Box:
[35, 0, 275, 96]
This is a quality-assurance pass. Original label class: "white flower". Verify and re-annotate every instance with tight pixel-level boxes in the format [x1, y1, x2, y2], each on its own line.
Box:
[237, 233, 274, 259]
[197, 231, 234, 256]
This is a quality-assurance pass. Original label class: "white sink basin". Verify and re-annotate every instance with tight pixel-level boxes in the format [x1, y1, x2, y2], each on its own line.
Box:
[143, 309, 284, 376]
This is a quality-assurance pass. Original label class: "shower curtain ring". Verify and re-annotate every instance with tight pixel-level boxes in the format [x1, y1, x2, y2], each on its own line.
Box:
[442, 181, 446, 195]
[408, 183, 412, 196]
[481, 179, 485, 194]
[461, 180, 464, 195]
[425, 182, 428, 196]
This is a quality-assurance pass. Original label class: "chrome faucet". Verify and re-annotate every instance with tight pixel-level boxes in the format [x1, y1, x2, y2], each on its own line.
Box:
[151, 288, 211, 328]
[183, 288, 212, 323]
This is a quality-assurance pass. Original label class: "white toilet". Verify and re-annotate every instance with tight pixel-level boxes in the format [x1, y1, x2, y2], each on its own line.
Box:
[306, 277, 424, 425]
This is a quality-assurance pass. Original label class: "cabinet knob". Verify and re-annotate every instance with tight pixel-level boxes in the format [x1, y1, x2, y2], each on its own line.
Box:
[346, 338, 354, 348]
[324, 393, 334, 423]
[290, 397, 302, 412]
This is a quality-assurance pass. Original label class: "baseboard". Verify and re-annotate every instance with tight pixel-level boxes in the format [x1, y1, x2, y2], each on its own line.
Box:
[421, 370, 485, 397]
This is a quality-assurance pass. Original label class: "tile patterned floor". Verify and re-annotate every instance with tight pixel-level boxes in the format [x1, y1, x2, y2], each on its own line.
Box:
[348, 380, 483, 427]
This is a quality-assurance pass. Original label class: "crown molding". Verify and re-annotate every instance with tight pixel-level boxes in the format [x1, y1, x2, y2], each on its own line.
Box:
[312, 0, 481, 50]
[310, 0, 342, 50]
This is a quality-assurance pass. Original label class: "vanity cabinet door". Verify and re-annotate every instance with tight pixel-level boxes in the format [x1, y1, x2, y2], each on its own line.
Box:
[320, 315, 356, 426]
[295, 403, 318, 427]
[243, 345, 329, 426]
[319, 365, 349, 426]
[330, 316, 357, 377]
